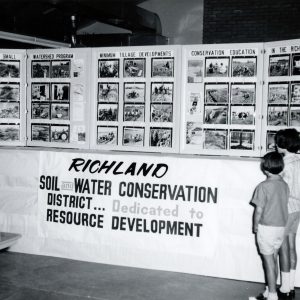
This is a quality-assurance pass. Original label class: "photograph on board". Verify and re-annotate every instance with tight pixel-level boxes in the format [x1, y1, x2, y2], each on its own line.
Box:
[266, 131, 277, 151]
[31, 103, 50, 119]
[231, 83, 255, 104]
[188, 93, 201, 116]
[0, 102, 19, 119]
[150, 104, 173, 122]
[0, 124, 19, 141]
[98, 59, 119, 78]
[203, 129, 227, 150]
[186, 122, 203, 145]
[231, 106, 255, 125]
[205, 57, 229, 77]
[232, 57, 256, 77]
[290, 107, 300, 126]
[97, 103, 118, 121]
[0, 83, 20, 101]
[52, 83, 70, 101]
[0, 60, 20, 78]
[124, 83, 145, 103]
[31, 124, 50, 141]
[291, 83, 300, 104]
[151, 82, 173, 103]
[150, 127, 172, 147]
[97, 126, 118, 145]
[123, 127, 144, 146]
[123, 104, 145, 122]
[205, 83, 228, 104]
[230, 130, 254, 150]
[151, 58, 174, 77]
[32, 61, 50, 78]
[51, 60, 70, 78]
[98, 83, 119, 103]
[124, 59, 145, 77]
[268, 83, 289, 104]
[51, 125, 69, 143]
[268, 106, 288, 126]
[269, 55, 289, 76]
[204, 106, 228, 124]
[292, 54, 300, 76]
[32, 83, 50, 101]
[51, 103, 70, 120]
[187, 59, 203, 83]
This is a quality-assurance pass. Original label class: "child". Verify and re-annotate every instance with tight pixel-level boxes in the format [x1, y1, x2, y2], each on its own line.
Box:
[252, 151, 289, 300]
[275, 128, 300, 298]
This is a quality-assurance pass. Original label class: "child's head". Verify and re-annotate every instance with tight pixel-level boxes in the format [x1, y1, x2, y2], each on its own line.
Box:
[275, 128, 300, 153]
[261, 151, 284, 175]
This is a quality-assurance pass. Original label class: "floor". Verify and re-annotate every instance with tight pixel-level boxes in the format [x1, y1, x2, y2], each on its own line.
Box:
[0, 251, 298, 300]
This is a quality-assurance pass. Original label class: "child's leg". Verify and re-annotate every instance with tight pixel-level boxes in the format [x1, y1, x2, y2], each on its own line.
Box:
[279, 235, 291, 293]
[262, 254, 277, 294]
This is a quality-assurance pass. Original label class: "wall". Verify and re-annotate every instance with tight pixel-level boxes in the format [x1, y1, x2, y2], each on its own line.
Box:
[203, 0, 300, 44]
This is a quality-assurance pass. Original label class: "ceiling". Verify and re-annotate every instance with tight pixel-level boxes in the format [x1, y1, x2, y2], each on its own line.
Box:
[0, 0, 166, 47]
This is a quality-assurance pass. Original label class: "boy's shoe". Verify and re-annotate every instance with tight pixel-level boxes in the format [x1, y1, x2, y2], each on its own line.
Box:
[289, 290, 295, 299]
[256, 293, 267, 300]
[276, 289, 290, 299]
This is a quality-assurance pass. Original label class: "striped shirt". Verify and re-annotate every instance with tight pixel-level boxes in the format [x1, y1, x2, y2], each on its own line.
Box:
[282, 153, 300, 213]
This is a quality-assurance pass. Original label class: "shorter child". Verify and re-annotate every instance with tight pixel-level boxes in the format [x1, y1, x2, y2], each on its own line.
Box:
[252, 151, 290, 300]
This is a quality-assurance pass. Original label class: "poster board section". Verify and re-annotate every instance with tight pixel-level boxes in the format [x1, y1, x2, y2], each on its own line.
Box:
[90, 46, 181, 153]
[262, 39, 300, 153]
[0, 50, 27, 146]
[181, 43, 264, 156]
[26, 48, 91, 149]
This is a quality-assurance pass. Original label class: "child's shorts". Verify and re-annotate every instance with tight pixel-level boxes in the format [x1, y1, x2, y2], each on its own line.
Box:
[257, 224, 285, 255]
[284, 211, 300, 236]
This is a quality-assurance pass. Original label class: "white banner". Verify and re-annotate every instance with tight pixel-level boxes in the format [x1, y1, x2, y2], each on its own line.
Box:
[38, 151, 267, 281]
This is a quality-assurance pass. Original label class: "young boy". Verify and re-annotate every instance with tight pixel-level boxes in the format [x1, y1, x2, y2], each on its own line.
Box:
[252, 151, 290, 300]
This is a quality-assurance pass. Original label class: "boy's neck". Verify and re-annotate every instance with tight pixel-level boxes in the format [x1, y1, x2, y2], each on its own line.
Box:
[266, 172, 280, 179]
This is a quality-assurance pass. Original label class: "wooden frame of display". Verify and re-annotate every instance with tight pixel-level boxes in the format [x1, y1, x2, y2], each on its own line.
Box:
[180, 43, 264, 157]
[90, 45, 181, 153]
[26, 48, 91, 149]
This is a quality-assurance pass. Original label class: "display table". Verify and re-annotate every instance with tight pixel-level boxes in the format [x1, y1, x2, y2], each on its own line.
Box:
[0, 232, 21, 250]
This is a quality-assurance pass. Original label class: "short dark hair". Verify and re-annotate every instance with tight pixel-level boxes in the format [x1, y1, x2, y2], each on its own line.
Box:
[275, 128, 300, 153]
[261, 151, 284, 175]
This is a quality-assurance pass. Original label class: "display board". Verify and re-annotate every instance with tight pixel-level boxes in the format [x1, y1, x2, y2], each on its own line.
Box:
[90, 46, 181, 153]
[262, 39, 300, 152]
[181, 43, 264, 156]
[0, 50, 26, 146]
[26, 48, 91, 149]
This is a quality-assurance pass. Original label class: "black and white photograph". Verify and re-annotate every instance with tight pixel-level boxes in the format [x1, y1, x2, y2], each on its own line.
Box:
[231, 106, 255, 125]
[98, 59, 119, 78]
[0, 124, 19, 141]
[269, 55, 290, 76]
[268, 106, 288, 126]
[268, 83, 289, 104]
[51, 103, 70, 120]
[151, 83, 173, 102]
[188, 93, 201, 115]
[151, 58, 174, 77]
[32, 61, 50, 78]
[230, 130, 254, 150]
[97, 126, 118, 145]
[150, 104, 173, 122]
[292, 54, 300, 76]
[123, 104, 145, 122]
[0, 83, 20, 101]
[0, 60, 20, 78]
[97, 103, 118, 121]
[231, 84, 255, 104]
[124, 83, 145, 103]
[51, 125, 69, 142]
[186, 122, 203, 145]
[205, 57, 229, 77]
[123, 127, 144, 146]
[0, 102, 19, 118]
[232, 57, 256, 77]
[31, 103, 50, 119]
[266, 131, 276, 150]
[204, 106, 228, 124]
[187, 59, 203, 83]
[124, 59, 145, 77]
[150, 127, 172, 147]
[291, 83, 300, 104]
[205, 83, 228, 104]
[203, 129, 227, 150]
[32, 83, 50, 101]
[31, 124, 50, 141]
[98, 83, 119, 102]
[52, 83, 70, 101]
[51, 60, 70, 78]
[290, 107, 300, 126]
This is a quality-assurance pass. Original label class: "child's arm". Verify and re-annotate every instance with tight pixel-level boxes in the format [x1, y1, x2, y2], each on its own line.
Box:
[253, 206, 263, 233]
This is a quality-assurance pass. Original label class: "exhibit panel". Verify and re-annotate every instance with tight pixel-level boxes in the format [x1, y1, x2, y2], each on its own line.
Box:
[26, 48, 91, 149]
[262, 39, 300, 152]
[0, 50, 27, 146]
[180, 43, 264, 157]
[90, 46, 181, 153]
